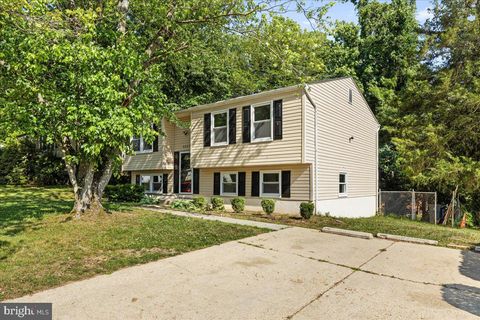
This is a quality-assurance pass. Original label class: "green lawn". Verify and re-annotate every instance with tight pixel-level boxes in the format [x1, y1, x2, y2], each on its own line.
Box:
[0, 186, 266, 300]
[211, 211, 480, 248]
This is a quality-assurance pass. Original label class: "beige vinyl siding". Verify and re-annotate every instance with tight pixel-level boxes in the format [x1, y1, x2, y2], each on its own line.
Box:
[197, 164, 311, 201]
[174, 116, 191, 152]
[304, 96, 316, 163]
[307, 78, 378, 200]
[131, 170, 174, 194]
[122, 119, 180, 171]
[190, 91, 303, 168]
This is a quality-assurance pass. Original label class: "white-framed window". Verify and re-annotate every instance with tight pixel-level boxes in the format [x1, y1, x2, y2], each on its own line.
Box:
[251, 101, 273, 142]
[211, 110, 228, 146]
[339, 173, 347, 197]
[132, 135, 153, 153]
[348, 89, 353, 104]
[138, 174, 163, 193]
[260, 171, 281, 197]
[221, 172, 238, 196]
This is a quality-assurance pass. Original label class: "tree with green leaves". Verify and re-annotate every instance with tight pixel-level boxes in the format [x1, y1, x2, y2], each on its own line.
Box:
[0, 0, 275, 217]
[325, 0, 419, 139]
[393, 0, 480, 214]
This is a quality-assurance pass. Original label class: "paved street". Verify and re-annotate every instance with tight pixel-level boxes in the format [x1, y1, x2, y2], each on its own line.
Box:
[12, 226, 480, 319]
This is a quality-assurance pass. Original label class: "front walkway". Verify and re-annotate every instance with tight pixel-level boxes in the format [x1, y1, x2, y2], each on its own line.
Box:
[11, 219, 480, 319]
[140, 206, 289, 231]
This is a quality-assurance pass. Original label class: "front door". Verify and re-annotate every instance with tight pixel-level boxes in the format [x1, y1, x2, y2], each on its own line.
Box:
[179, 152, 192, 194]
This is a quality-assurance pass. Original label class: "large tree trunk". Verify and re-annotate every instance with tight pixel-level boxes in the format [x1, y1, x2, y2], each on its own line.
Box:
[62, 138, 117, 218]
[73, 190, 105, 218]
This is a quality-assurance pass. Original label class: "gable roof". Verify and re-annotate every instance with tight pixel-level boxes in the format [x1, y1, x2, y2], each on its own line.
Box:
[176, 77, 379, 127]
[175, 83, 304, 115]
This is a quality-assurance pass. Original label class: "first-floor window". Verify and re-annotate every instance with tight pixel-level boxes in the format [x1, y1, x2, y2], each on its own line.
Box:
[260, 172, 280, 197]
[221, 172, 238, 196]
[339, 173, 347, 196]
[140, 175, 151, 191]
[138, 174, 163, 193]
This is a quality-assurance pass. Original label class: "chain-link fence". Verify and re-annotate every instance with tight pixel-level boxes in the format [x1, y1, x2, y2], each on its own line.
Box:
[379, 190, 438, 224]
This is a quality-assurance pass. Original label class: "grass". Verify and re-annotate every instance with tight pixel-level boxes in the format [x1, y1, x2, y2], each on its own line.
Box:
[210, 211, 480, 248]
[0, 186, 266, 300]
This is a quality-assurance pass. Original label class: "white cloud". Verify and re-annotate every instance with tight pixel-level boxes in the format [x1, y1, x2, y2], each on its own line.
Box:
[416, 8, 433, 23]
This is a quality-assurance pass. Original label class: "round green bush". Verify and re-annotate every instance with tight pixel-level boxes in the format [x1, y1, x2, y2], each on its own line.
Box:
[192, 196, 207, 210]
[261, 199, 275, 214]
[231, 197, 246, 213]
[211, 196, 225, 211]
[171, 199, 196, 211]
[104, 184, 144, 202]
[300, 202, 314, 219]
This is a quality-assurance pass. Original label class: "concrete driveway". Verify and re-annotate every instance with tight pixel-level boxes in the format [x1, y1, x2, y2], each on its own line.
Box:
[12, 227, 480, 319]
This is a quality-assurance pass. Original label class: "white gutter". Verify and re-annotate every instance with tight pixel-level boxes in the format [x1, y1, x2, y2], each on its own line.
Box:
[176, 84, 303, 115]
[303, 84, 318, 214]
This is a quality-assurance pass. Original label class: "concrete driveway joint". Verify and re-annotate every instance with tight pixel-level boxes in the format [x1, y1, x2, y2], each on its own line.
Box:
[12, 226, 480, 320]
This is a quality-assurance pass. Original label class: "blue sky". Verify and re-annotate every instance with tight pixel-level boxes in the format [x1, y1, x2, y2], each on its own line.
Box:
[282, 0, 434, 29]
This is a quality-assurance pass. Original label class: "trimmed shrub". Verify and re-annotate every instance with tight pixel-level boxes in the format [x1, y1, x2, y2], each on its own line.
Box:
[104, 184, 144, 202]
[192, 196, 207, 210]
[261, 199, 275, 214]
[171, 199, 196, 211]
[211, 196, 225, 211]
[300, 202, 314, 219]
[231, 197, 246, 213]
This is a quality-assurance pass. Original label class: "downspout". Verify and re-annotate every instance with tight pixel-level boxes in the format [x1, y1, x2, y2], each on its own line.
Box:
[304, 84, 318, 214]
[376, 125, 380, 214]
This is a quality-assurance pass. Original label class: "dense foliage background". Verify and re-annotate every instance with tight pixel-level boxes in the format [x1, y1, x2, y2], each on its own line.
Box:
[0, 0, 478, 217]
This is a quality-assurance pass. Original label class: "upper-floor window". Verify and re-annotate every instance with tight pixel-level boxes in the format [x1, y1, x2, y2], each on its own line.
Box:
[212, 111, 228, 146]
[221, 172, 238, 196]
[260, 171, 280, 197]
[348, 89, 353, 104]
[132, 135, 152, 153]
[252, 102, 273, 142]
[339, 173, 347, 196]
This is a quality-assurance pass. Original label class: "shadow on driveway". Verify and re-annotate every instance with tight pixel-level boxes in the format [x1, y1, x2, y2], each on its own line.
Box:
[442, 249, 480, 317]
[442, 284, 480, 317]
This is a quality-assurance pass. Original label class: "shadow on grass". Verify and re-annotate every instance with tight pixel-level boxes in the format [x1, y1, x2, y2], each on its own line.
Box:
[0, 186, 73, 236]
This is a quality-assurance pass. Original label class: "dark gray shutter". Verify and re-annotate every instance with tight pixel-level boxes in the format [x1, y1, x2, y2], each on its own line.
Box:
[281, 170, 291, 198]
[229, 108, 236, 144]
[153, 124, 159, 152]
[273, 99, 283, 140]
[204, 113, 211, 147]
[193, 168, 200, 194]
[162, 173, 168, 193]
[213, 172, 220, 195]
[242, 106, 251, 143]
[173, 152, 179, 193]
[238, 172, 246, 196]
[251, 171, 260, 197]
[135, 174, 140, 185]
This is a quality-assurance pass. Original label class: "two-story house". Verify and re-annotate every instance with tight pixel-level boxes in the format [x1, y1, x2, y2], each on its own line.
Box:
[122, 77, 380, 217]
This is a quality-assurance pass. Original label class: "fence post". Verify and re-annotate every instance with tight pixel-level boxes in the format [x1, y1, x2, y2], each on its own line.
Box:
[434, 192, 437, 225]
[411, 189, 416, 220]
[379, 189, 382, 215]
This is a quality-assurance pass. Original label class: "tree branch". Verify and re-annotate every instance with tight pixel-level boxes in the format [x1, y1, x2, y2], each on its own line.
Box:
[117, 0, 129, 34]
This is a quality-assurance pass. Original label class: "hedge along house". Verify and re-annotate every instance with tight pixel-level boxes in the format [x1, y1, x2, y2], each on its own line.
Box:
[122, 77, 380, 217]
